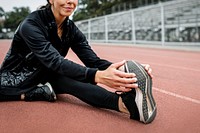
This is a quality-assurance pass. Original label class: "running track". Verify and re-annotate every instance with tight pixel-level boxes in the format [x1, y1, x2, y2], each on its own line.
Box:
[0, 40, 200, 133]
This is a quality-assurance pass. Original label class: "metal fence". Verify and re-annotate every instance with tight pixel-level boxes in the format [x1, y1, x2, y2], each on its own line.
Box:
[75, 0, 200, 46]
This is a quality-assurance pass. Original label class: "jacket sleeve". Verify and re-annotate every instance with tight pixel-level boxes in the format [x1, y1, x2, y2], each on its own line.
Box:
[19, 18, 97, 83]
[70, 22, 112, 71]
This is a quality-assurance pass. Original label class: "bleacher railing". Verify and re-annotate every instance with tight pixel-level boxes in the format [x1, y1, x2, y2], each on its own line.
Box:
[75, 0, 200, 46]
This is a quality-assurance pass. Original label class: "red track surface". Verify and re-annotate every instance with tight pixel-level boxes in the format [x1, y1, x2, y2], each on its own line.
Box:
[0, 40, 200, 133]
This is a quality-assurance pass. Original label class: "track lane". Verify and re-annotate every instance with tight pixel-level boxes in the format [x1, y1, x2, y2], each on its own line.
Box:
[0, 40, 200, 133]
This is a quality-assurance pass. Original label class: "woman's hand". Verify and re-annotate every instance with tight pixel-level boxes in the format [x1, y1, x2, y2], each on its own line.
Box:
[95, 60, 138, 92]
[141, 64, 153, 78]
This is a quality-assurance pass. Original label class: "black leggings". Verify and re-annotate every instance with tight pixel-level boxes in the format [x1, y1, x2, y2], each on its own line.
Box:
[0, 73, 119, 112]
[48, 74, 119, 111]
[0, 94, 21, 101]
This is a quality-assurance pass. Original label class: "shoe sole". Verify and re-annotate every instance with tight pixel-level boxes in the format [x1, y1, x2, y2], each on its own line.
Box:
[125, 60, 157, 124]
[45, 82, 57, 101]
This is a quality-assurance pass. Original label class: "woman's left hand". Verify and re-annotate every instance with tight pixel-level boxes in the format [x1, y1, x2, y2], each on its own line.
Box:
[141, 64, 153, 78]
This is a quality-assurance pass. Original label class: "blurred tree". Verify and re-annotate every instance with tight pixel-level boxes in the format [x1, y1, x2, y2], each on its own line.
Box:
[0, 7, 4, 17]
[4, 7, 30, 31]
[73, 0, 138, 21]
[73, 0, 170, 21]
[0, 7, 5, 33]
[73, 0, 114, 21]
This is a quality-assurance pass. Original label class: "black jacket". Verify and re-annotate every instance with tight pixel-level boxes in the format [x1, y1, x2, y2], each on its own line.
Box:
[0, 7, 112, 95]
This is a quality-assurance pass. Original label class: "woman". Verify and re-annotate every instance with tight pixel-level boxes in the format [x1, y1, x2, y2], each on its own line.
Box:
[0, 0, 156, 123]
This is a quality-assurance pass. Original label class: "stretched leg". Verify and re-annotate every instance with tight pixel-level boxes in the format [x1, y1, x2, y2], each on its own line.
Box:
[49, 74, 119, 111]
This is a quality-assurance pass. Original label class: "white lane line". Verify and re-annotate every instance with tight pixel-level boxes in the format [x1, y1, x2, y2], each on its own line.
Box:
[153, 87, 200, 105]
[151, 63, 200, 72]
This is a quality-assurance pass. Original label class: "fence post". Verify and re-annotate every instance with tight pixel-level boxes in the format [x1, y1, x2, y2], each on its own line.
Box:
[160, 2, 165, 46]
[131, 10, 136, 44]
[105, 16, 108, 43]
[88, 19, 91, 43]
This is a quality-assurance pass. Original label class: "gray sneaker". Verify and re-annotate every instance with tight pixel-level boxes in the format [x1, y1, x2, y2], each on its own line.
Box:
[120, 60, 157, 124]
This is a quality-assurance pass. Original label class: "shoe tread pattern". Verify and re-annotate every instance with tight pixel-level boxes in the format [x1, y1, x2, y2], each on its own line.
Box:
[126, 60, 149, 121]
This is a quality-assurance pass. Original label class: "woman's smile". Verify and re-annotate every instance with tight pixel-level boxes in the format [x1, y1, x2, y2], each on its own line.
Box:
[63, 6, 74, 12]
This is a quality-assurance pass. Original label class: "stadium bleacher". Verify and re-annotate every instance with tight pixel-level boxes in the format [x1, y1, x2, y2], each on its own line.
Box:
[76, 0, 200, 45]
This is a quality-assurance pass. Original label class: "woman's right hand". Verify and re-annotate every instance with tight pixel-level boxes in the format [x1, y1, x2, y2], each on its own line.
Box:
[95, 60, 138, 92]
